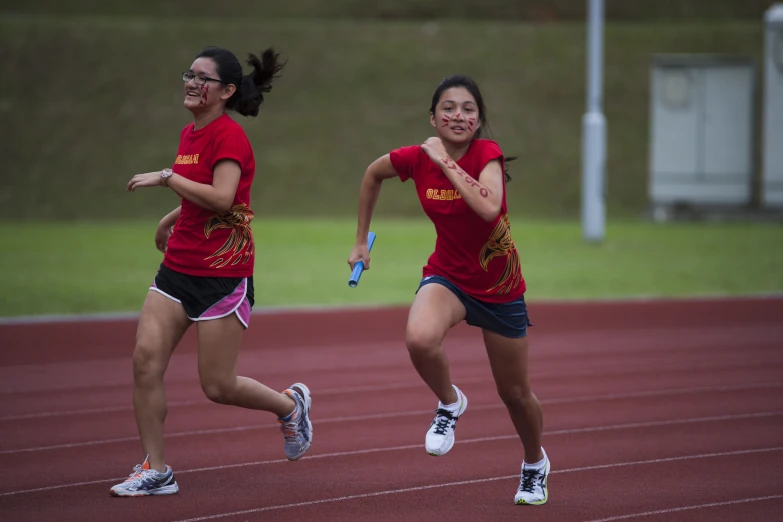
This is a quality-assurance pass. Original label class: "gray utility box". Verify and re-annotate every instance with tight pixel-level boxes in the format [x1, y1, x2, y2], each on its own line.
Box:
[762, 4, 783, 207]
[648, 54, 756, 220]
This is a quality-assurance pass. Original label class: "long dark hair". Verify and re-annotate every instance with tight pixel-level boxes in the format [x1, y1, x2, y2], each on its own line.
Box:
[429, 74, 515, 182]
[196, 46, 286, 117]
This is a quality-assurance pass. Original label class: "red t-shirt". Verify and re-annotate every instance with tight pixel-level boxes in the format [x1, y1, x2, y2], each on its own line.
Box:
[389, 139, 526, 303]
[163, 114, 256, 278]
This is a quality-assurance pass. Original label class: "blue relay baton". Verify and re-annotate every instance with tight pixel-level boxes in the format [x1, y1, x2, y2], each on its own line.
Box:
[349, 232, 377, 288]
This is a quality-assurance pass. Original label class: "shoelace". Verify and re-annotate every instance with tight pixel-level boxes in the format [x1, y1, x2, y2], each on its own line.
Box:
[279, 400, 302, 442]
[280, 420, 300, 441]
[432, 408, 456, 435]
[123, 464, 158, 486]
[518, 468, 543, 494]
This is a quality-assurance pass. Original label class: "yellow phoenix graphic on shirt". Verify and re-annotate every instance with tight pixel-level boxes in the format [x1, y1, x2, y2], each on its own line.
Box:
[479, 214, 522, 294]
[204, 204, 255, 268]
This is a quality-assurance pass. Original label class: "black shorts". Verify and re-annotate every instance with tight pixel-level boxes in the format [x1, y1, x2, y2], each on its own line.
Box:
[150, 263, 255, 328]
[417, 275, 533, 338]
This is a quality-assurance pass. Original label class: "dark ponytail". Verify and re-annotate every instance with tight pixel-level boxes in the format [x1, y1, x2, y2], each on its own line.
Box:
[232, 48, 286, 117]
[196, 46, 286, 118]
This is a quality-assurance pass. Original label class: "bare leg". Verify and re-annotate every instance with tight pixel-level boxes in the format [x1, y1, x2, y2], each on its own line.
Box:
[405, 283, 466, 404]
[196, 314, 295, 418]
[132, 291, 191, 472]
[482, 330, 544, 464]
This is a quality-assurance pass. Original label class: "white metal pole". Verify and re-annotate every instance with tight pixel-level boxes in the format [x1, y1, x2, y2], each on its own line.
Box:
[582, 0, 606, 242]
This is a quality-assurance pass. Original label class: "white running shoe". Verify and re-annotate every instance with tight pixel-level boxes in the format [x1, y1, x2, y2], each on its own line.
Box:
[110, 456, 178, 497]
[514, 452, 550, 505]
[425, 385, 468, 456]
[278, 383, 313, 461]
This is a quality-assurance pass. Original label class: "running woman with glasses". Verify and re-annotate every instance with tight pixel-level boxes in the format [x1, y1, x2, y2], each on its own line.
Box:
[348, 74, 549, 505]
[111, 46, 313, 497]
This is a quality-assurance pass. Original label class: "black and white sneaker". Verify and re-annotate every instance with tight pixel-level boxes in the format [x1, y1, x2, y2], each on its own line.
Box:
[110, 456, 178, 497]
[514, 452, 550, 505]
[425, 385, 468, 456]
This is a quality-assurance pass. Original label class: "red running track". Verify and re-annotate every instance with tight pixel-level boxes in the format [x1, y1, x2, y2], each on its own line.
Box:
[0, 297, 782, 521]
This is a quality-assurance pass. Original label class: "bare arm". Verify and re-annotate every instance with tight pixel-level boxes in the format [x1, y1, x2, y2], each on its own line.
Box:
[349, 154, 399, 270]
[420, 137, 503, 222]
[436, 156, 504, 222]
[127, 161, 241, 213]
[166, 159, 241, 213]
[159, 206, 181, 228]
[154, 206, 181, 253]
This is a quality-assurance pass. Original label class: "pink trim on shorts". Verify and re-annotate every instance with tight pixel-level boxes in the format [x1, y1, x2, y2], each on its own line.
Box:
[191, 278, 251, 329]
[235, 294, 251, 329]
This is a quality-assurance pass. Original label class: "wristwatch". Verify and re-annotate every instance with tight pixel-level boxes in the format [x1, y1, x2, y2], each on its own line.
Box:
[160, 168, 173, 187]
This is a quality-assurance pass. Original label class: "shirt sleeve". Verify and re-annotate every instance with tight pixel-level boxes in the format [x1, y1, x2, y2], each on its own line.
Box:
[475, 139, 505, 174]
[389, 145, 422, 182]
[211, 132, 250, 173]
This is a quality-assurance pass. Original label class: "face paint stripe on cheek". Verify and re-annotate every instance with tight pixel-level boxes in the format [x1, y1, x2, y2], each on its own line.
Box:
[199, 84, 209, 106]
[441, 116, 450, 127]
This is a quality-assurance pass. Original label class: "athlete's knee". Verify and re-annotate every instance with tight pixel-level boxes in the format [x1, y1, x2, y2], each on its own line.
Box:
[496, 383, 535, 409]
[405, 324, 445, 356]
[132, 341, 167, 385]
[200, 376, 237, 404]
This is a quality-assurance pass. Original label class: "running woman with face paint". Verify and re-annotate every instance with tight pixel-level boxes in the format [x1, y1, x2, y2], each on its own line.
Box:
[347, 75, 549, 506]
[113, 46, 312, 497]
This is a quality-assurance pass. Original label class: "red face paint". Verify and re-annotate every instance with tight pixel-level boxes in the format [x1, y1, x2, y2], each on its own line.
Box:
[199, 84, 209, 106]
[468, 118, 476, 131]
[441, 116, 450, 127]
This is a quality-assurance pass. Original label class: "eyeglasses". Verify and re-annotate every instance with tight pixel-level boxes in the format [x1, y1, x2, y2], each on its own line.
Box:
[182, 72, 228, 86]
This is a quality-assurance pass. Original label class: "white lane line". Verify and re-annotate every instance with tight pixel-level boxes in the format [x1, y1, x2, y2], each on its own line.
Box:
[0, 379, 475, 421]
[2, 385, 781, 455]
[3, 380, 779, 422]
[171, 447, 783, 521]
[2, 346, 778, 398]
[1, 414, 781, 497]
[0, 400, 204, 421]
[583, 495, 783, 522]
[4, 335, 780, 401]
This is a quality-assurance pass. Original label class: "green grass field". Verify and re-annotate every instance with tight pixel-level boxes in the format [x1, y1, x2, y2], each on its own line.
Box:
[1, 219, 781, 318]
